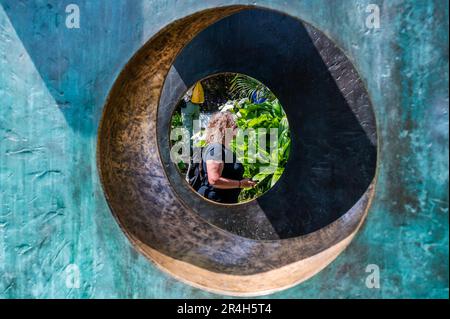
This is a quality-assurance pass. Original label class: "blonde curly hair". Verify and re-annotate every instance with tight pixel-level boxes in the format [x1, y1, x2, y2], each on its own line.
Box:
[205, 111, 237, 145]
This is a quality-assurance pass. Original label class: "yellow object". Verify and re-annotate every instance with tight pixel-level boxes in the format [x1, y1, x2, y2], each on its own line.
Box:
[191, 82, 204, 104]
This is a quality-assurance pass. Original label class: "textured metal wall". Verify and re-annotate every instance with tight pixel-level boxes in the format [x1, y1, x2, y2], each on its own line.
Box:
[159, 9, 377, 240]
[0, 0, 448, 298]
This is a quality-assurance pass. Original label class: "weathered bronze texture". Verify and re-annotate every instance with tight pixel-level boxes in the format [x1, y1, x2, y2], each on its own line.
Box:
[97, 6, 377, 295]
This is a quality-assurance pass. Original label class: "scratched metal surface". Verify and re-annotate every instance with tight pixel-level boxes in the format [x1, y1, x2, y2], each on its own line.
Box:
[0, 0, 448, 298]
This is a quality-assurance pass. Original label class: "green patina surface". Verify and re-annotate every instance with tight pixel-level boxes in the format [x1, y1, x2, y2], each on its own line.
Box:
[0, 0, 448, 298]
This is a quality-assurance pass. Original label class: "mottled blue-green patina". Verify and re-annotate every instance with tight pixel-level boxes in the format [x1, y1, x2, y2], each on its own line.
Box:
[0, 0, 448, 298]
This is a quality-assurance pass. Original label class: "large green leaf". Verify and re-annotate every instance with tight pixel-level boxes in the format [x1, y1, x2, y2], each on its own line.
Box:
[270, 167, 285, 187]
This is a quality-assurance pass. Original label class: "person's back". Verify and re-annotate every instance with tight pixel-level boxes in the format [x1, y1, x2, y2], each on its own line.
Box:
[196, 111, 256, 204]
[197, 142, 244, 203]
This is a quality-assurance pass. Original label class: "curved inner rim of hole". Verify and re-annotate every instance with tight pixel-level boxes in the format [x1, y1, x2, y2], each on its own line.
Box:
[156, 7, 377, 240]
[168, 72, 292, 205]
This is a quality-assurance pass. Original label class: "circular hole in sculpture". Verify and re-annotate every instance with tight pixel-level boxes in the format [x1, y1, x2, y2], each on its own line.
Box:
[168, 72, 291, 205]
[98, 6, 379, 295]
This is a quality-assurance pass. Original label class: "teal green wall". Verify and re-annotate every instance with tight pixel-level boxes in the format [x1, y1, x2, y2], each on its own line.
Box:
[0, 0, 448, 298]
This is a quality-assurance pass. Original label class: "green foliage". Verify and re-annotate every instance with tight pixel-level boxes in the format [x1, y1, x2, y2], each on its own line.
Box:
[171, 109, 183, 130]
[230, 74, 276, 102]
[221, 98, 291, 202]
[170, 74, 291, 202]
[201, 73, 235, 112]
